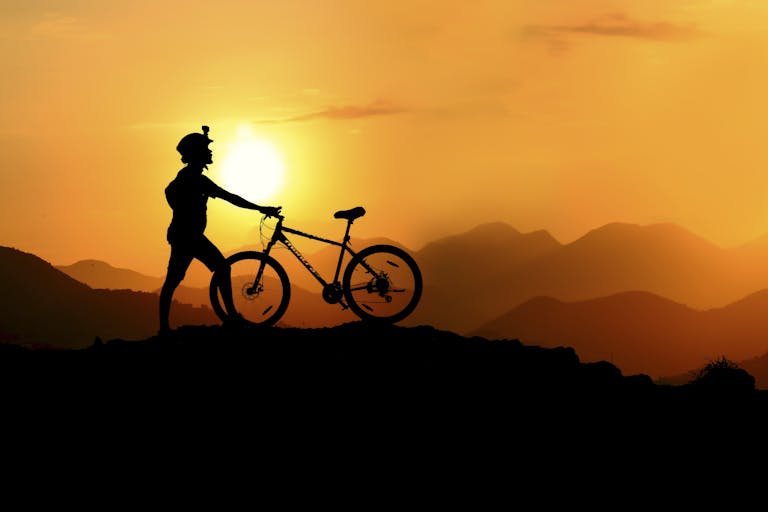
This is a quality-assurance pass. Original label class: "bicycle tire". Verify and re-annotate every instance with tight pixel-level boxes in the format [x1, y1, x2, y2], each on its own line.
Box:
[342, 244, 422, 323]
[209, 251, 291, 327]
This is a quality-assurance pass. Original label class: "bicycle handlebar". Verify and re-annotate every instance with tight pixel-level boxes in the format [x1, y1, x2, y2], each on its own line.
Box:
[260, 206, 284, 220]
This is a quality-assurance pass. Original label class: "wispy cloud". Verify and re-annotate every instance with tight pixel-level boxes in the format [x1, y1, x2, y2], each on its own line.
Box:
[526, 13, 701, 43]
[256, 99, 407, 124]
[28, 12, 107, 40]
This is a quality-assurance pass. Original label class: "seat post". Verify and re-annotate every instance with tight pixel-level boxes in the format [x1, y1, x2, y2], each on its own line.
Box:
[343, 219, 354, 244]
[333, 219, 355, 281]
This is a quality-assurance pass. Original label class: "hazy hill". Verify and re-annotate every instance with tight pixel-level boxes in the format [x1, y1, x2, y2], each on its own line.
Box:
[514, 222, 731, 307]
[470, 290, 768, 384]
[409, 221, 768, 334]
[57, 259, 165, 292]
[56, 260, 233, 309]
[416, 222, 561, 272]
[56, 255, 357, 328]
[0, 246, 217, 348]
[407, 222, 561, 331]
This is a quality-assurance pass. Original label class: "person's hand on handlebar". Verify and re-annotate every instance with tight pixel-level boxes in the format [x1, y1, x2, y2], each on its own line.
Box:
[260, 205, 282, 218]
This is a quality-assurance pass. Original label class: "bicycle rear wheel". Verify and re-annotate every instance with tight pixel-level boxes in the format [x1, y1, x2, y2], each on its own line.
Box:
[209, 251, 291, 327]
[342, 244, 422, 323]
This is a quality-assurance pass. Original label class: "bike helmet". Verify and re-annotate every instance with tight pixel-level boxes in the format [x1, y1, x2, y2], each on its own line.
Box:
[176, 125, 213, 162]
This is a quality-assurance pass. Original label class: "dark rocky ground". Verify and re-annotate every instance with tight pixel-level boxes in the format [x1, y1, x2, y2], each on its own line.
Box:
[4, 322, 766, 423]
[2, 321, 765, 485]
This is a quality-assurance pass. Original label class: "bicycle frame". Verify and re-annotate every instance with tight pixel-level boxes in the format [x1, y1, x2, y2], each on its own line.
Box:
[258, 215, 361, 290]
[211, 210, 422, 326]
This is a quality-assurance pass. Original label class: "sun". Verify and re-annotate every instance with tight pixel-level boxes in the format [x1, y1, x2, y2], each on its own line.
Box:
[216, 127, 285, 203]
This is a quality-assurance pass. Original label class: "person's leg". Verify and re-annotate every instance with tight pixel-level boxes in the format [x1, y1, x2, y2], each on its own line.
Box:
[195, 236, 240, 319]
[160, 243, 194, 333]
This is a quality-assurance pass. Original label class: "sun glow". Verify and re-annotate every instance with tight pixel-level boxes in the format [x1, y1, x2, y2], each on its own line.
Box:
[217, 126, 285, 203]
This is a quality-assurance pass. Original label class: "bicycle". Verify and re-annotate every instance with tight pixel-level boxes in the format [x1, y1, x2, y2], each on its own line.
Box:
[209, 206, 422, 327]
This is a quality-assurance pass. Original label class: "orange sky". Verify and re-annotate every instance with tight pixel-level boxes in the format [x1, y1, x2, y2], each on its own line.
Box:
[3, 0, 768, 278]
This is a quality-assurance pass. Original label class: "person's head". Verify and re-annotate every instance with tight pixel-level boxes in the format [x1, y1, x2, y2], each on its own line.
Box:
[176, 125, 213, 166]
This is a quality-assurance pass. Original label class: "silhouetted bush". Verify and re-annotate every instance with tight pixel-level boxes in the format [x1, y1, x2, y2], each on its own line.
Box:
[689, 356, 755, 394]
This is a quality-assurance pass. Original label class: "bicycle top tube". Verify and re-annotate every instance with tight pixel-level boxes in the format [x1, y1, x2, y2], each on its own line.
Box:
[263, 212, 344, 248]
[264, 208, 364, 247]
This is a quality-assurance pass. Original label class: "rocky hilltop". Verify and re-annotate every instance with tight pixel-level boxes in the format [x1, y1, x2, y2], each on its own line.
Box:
[5, 322, 766, 434]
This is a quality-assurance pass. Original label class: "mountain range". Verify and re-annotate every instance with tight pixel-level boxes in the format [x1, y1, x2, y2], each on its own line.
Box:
[0, 246, 216, 348]
[56, 259, 165, 292]
[409, 221, 768, 333]
[57, 221, 768, 334]
[470, 290, 768, 384]
[9, 219, 768, 386]
[56, 256, 359, 328]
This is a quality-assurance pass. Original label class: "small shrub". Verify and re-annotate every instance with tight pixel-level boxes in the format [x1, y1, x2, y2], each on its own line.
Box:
[689, 356, 755, 394]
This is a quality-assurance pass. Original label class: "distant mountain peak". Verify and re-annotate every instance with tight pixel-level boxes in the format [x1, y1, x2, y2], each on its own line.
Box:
[572, 221, 718, 249]
[64, 259, 116, 269]
[416, 222, 562, 265]
[515, 290, 687, 310]
[424, 222, 560, 247]
[466, 222, 521, 237]
[56, 258, 163, 292]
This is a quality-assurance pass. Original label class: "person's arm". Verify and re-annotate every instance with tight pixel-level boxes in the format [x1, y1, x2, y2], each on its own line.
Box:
[220, 189, 282, 216]
[206, 177, 281, 216]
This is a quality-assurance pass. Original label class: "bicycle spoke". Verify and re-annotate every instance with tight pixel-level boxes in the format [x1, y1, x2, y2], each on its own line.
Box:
[209, 251, 290, 327]
[342, 244, 422, 323]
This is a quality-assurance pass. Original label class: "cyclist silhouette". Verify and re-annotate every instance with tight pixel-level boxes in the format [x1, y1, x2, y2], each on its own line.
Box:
[159, 125, 281, 335]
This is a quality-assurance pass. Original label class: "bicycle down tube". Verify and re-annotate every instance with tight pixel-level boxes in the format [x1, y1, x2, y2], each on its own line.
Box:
[256, 216, 360, 290]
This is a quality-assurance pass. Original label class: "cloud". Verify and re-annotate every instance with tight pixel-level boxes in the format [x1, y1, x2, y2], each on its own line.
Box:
[31, 14, 79, 37]
[526, 13, 701, 43]
[257, 100, 407, 124]
[28, 13, 107, 40]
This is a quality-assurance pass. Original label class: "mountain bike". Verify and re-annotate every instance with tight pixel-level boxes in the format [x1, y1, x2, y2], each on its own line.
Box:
[209, 206, 422, 326]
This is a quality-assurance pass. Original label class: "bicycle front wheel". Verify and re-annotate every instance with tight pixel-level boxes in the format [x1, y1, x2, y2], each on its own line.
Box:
[342, 244, 422, 324]
[209, 251, 291, 327]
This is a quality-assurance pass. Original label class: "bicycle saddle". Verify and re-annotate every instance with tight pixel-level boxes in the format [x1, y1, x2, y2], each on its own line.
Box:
[334, 206, 366, 221]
